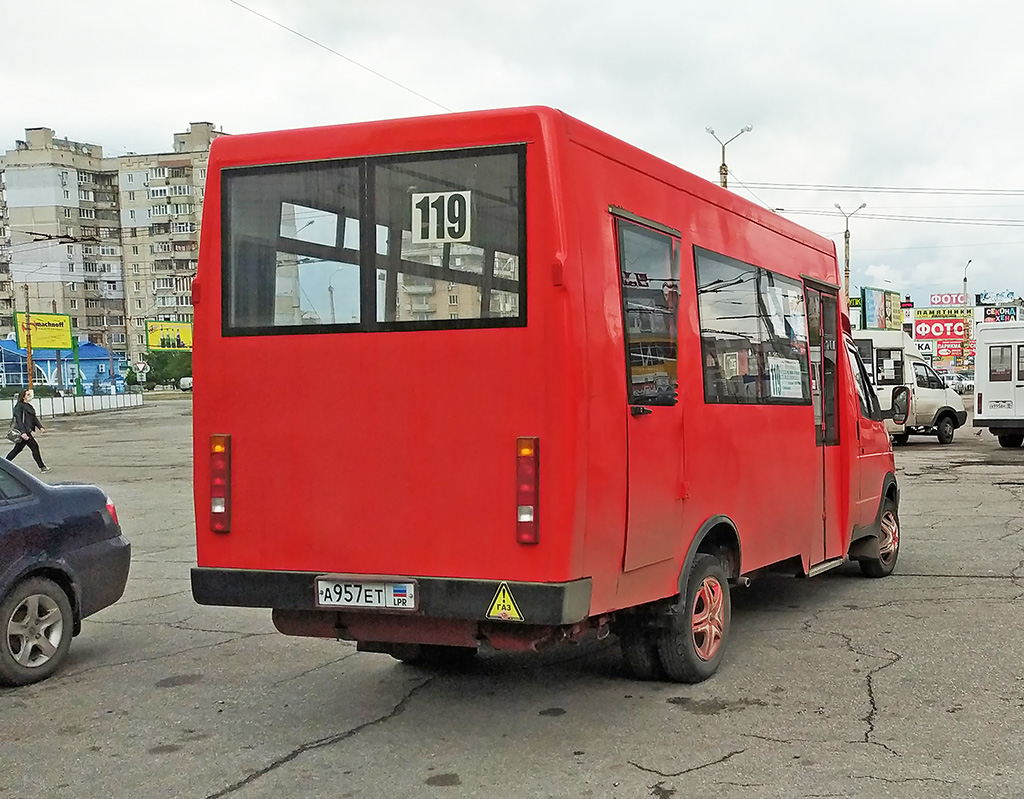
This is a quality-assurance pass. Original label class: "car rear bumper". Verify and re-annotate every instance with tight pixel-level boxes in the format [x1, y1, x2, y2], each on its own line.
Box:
[68, 535, 131, 618]
[975, 418, 1024, 430]
[191, 567, 592, 626]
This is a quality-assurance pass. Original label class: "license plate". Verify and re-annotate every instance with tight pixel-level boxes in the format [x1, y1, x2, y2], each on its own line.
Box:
[990, 400, 1013, 409]
[315, 578, 417, 611]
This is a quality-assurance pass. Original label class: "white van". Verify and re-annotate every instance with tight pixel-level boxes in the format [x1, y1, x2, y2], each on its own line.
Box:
[973, 320, 1024, 447]
[853, 329, 967, 445]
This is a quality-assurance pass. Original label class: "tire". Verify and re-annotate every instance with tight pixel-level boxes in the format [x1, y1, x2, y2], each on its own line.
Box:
[859, 498, 900, 578]
[656, 554, 731, 683]
[891, 433, 910, 446]
[619, 632, 665, 681]
[997, 434, 1024, 449]
[388, 643, 477, 668]
[0, 577, 74, 686]
[936, 415, 955, 445]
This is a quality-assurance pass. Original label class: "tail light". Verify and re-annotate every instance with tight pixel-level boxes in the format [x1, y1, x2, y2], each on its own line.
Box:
[210, 434, 231, 533]
[105, 495, 119, 526]
[978, 393, 982, 414]
[516, 437, 539, 545]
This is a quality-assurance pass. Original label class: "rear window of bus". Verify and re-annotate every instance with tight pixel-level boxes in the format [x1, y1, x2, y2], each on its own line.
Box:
[221, 145, 526, 335]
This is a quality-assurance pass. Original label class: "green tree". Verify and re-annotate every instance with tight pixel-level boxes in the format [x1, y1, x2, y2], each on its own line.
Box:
[145, 350, 192, 385]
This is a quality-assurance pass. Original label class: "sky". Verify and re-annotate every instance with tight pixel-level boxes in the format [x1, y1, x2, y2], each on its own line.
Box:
[5, 0, 1024, 305]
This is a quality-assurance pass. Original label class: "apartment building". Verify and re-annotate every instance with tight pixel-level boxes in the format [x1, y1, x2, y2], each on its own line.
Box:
[118, 122, 221, 362]
[0, 122, 223, 368]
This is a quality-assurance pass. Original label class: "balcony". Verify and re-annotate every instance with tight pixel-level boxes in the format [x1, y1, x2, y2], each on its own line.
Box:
[403, 283, 435, 295]
[409, 301, 436, 314]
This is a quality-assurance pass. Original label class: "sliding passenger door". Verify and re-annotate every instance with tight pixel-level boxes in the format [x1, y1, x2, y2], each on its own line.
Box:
[805, 286, 842, 564]
[616, 216, 683, 572]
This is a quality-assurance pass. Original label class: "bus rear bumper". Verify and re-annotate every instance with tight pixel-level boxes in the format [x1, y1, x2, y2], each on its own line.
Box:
[191, 567, 592, 627]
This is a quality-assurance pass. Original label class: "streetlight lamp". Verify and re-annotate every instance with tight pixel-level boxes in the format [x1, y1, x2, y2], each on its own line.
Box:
[705, 125, 753, 189]
[962, 259, 973, 368]
[328, 268, 345, 325]
[835, 202, 867, 303]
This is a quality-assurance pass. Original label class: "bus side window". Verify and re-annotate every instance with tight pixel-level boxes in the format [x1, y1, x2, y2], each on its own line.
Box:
[847, 344, 877, 419]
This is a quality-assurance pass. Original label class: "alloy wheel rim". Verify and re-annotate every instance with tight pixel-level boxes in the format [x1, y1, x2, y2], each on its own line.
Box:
[691, 577, 725, 661]
[879, 511, 899, 565]
[7, 594, 63, 668]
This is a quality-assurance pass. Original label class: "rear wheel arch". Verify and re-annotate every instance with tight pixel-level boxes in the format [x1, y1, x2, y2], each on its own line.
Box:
[679, 515, 742, 588]
[10, 567, 81, 635]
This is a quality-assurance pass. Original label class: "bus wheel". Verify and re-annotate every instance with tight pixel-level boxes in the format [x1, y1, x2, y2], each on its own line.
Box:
[891, 433, 910, 446]
[619, 632, 665, 681]
[656, 555, 731, 683]
[997, 434, 1024, 448]
[936, 416, 955, 445]
[860, 499, 900, 578]
[388, 643, 477, 668]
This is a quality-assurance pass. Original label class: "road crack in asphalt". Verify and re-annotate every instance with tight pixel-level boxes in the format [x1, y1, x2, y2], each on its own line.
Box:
[833, 633, 902, 757]
[204, 676, 436, 798]
[60, 634, 258, 680]
[628, 749, 745, 778]
[852, 774, 958, 785]
[269, 650, 359, 687]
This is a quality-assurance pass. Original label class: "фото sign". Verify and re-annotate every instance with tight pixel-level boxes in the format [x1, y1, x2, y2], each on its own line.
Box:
[15, 312, 74, 350]
[146, 321, 193, 350]
[915, 319, 968, 340]
[929, 293, 967, 306]
[983, 306, 1017, 323]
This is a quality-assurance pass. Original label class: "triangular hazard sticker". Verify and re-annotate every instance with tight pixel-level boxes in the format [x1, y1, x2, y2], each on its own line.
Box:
[486, 582, 524, 622]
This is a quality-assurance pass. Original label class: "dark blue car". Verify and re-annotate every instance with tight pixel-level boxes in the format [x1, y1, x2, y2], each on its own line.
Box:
[0, 461, 130, 686]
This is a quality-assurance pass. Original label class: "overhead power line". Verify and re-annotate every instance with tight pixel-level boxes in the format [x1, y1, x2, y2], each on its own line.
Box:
[744, 181, 1024, 197]
[226, 0, 452, 113]
[777, 209, 1024, 228]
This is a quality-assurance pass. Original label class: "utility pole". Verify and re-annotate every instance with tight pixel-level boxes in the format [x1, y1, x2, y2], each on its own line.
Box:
[835, 203, 867, 303]
[962, 259, 972, 369]
[22, 283, 34, 389]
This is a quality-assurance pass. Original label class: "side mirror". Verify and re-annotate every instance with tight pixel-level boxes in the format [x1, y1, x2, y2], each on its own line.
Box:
[891, 386, 910, 425]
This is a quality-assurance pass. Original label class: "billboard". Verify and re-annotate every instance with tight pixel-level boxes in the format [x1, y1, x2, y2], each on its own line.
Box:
[862, 287, 902, 331]
[983, 306, 1017, 323]
[929, 292, 968, 306]
[935, 340, 976, 358]
[15, 312, 74, 350]
[977, 290, 1016, 306]
[915, 317, 971, 340]
[146, 321, 193, 351]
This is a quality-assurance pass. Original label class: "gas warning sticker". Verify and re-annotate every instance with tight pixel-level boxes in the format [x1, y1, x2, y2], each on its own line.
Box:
[486, 582, 524, 622]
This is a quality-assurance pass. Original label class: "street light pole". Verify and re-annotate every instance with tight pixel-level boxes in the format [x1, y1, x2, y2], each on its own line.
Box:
[962, 259, 972, 368]
[705, 125, 753, 188]
[22, 283, 34, 389]
[835, 202, 867, 303]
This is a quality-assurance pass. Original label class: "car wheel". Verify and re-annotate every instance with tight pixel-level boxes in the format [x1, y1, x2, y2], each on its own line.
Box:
[860, 498, 900, 578]
[892, 433, 910, 446]
[656, 554, 731, 683]
[619, 631, 665, 681]
[0, 577, 74, 686]
[936, 416, 955, 445]
[997, 434, 1024, 448]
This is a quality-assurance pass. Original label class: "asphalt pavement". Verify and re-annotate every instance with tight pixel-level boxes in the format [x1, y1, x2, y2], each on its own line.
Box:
[1, 397, 1022, 798]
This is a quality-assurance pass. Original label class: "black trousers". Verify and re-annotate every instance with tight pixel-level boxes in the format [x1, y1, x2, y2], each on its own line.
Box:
[6, 436, 45, 469]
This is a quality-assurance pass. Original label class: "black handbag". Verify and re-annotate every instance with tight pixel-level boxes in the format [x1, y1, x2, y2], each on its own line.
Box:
[6, 427, 22, 444]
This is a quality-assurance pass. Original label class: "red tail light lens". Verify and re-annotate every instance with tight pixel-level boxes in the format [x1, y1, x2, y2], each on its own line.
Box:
[977, 393, 982, 414]
[105, 495, 119, 526]
[210, 434, 231, 533]
[516, 437, 539, 545]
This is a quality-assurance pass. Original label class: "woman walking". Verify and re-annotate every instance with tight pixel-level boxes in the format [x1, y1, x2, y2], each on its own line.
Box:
[7, 389, 50, 473]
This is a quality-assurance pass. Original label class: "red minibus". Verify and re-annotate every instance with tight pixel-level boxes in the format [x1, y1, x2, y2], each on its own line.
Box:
[190, 107, 908, 682]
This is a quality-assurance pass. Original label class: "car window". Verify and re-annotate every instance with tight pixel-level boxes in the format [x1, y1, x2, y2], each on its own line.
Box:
[0, 467, 33, 501]
[923, 364, 945, 390]
[913, 362, 929, 389]
[846, 344, 877, 419]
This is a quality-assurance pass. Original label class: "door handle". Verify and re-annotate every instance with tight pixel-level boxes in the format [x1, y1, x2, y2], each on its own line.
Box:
[630, 406, 653, 416]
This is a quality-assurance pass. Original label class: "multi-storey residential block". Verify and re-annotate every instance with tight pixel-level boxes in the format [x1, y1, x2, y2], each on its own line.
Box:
[0, 122, 223, 370]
